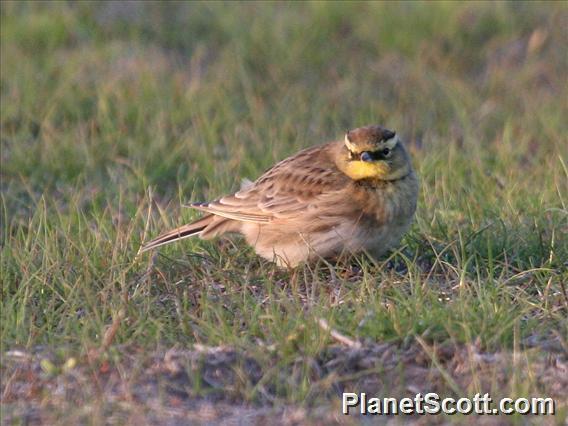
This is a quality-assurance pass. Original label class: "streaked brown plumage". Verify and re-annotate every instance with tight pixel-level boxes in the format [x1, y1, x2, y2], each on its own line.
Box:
[139, 125, 419, 267]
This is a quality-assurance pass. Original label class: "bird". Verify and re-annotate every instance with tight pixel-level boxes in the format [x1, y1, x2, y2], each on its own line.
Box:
[139, 125, 419, 267]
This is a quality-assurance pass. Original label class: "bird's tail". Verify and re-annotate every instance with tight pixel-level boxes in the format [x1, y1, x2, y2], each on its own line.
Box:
[138, 214, 214, 254]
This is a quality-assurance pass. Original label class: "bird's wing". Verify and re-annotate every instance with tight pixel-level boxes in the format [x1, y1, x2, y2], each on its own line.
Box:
[187, 143, 352, 223]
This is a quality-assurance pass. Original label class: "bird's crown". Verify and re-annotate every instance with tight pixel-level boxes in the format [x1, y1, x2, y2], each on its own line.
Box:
[344, 125, 397, 153]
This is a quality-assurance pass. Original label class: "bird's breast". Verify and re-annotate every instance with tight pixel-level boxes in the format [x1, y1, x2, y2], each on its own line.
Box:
[355, 172, 419, 226]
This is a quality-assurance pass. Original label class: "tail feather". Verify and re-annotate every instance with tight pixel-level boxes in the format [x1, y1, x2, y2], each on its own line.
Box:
[138, 214, 214, 254]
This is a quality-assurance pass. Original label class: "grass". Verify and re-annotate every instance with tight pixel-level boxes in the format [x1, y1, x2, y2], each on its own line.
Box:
[1, 1, 567, 424]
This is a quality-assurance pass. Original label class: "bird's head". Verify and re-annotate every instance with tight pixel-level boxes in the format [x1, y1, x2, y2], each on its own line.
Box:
[339, 125, 411, 181]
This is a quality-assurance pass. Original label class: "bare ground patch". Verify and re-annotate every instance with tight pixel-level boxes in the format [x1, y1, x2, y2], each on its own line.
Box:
[2, 340, 566, 425]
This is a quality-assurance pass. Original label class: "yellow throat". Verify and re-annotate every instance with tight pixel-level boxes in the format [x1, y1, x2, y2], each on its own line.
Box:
[341, 160, 391, 181]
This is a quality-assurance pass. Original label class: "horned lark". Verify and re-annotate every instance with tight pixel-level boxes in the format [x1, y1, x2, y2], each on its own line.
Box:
[140, 125, 419, 267]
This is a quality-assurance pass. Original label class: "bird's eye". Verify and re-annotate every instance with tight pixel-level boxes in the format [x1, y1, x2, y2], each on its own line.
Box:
[382, 148, 391, 157]
[360, 151, 373, 162]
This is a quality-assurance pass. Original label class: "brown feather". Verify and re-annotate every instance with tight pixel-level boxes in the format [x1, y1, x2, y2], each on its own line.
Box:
[138, 214, 215, 253]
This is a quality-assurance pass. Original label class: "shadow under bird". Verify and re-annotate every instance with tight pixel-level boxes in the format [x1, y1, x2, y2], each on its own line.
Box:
[139, 125, 419, 267]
